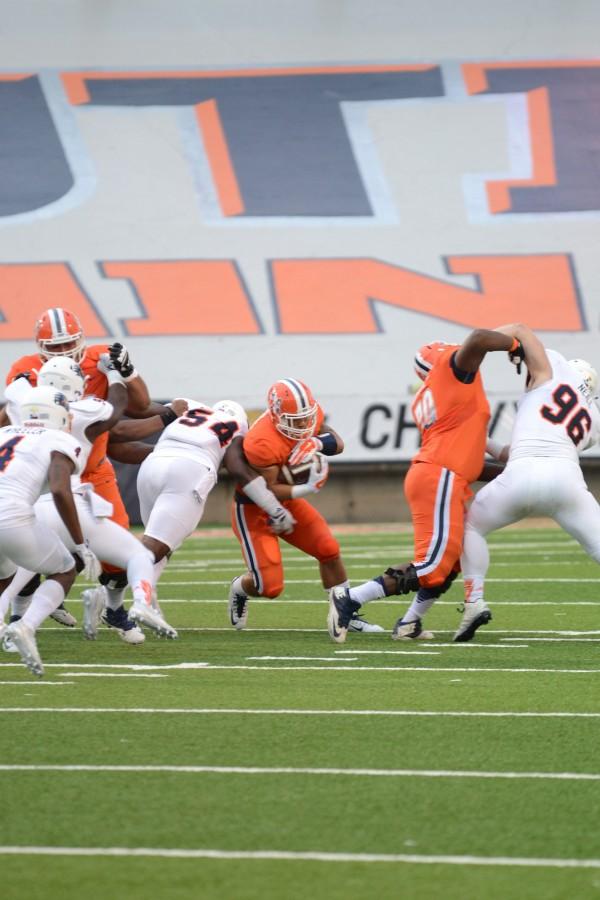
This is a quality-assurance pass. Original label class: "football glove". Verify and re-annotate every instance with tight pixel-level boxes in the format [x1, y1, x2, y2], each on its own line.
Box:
[306, 454, 329, 492]
[508, 339, 525, 375]
[97, 352, 126, 385]
[73, 541, 101, 580]
[268, 506, 296, 535]
[108, 343, 137, 381]
[288, 437, 323, 467]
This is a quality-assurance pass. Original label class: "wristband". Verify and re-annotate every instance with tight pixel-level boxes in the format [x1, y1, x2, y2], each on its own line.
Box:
[242, 476, 281, 516]
[160, 407, 178, 427]
[290, 483, 316, 498]
[509, 337, 520, 353]
[122, 368, 139, 383]
[105, 369, 126, 387]
[317, 432, 337, 456]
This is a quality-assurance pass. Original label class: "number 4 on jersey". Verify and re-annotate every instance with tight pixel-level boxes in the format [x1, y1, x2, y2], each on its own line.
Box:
[0, 436, 24, 472]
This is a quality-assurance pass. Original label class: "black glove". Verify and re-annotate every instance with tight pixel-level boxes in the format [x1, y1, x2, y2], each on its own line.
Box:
[508, 339, 525, 375]
[108, 343, 136, 380]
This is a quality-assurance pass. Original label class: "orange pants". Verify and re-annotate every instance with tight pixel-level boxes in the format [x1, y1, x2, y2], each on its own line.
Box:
[83, 458, 129, 574]
[231, 497, 340, 598]
[404, 461, 471, 589]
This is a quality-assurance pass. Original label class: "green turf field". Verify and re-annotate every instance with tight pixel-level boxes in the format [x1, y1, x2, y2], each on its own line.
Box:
[1, 525, 600, 900]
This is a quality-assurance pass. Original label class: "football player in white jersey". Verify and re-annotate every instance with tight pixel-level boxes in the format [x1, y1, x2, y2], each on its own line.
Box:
[455, 323, 600, 641]
[0, 386, 98, 676]
[1, 355, 179, 642]
[137, 400, 295, 591]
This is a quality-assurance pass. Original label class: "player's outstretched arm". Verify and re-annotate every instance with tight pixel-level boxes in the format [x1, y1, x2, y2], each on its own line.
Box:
[108, 399, 188, 442]
[493, 323, 552, 389]
[454, 328, 518, 374]
[107, 439, 155, 465]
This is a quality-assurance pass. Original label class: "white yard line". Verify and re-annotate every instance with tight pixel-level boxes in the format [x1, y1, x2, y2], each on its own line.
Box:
[1, 661, 599, 674]
[1, 707, 600, 718]
[0, 846, 598, 869]
[0, 764, 599, 782]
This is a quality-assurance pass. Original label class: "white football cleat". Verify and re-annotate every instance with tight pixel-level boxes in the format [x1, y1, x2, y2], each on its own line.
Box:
[228, 578, 249, 630]
[129, 602, 178, 639]
[50, 602, 77, 628]
[392, 617, 434, 641]
[5, 619, 44, 677]
[348, 612, 385, 634]
[453, 600, 492, 643]
[81, 587, 106, 640]
[101, 606, 146, 644]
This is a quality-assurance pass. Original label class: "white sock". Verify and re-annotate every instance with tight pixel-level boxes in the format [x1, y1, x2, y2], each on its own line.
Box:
[153, 556, 168, 584]
[349, 579, 386, 606]
[128, 550, 156, 605]
[21, 580, 65, 631]
[231, 575, 247, 597]
[461, 522, 490, 604]
[402, 592, 437, 623]
[105, 587, 126, 611]
[12, 595, 32, 618]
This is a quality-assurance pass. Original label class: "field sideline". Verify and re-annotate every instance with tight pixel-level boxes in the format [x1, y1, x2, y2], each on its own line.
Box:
[1, 524, 600, 900]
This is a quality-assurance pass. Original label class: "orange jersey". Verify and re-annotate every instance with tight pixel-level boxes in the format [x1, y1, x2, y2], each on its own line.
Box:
[6, 344, 111, 480]
[411, 348, 490, 483]
[6, 344, 110, 398]
[243, 406, 325, 470]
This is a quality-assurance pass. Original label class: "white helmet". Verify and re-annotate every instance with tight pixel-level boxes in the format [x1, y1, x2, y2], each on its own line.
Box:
[19, 386, 71, 431]
[212, 400, 248, 429]
[568, 358, 598, 396]
[38, 356, 85, 402]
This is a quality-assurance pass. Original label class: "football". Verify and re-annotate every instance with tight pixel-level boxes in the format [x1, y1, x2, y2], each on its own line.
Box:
[279, 453, 323, 485]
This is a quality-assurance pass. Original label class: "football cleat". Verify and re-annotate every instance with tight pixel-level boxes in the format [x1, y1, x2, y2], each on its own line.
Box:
[348, 612, 385, 634]
[129, 602, 178, 639]
[5, 619, 44, 677]
[392, 616, 434, 641]
[327, 586, 361, 644]
[81, 588, 106, 640]
[453, 600, 492, 643]
[101, 606, 145, 645]
[228, 578, 249, 630]
[50, 602, 77, 628]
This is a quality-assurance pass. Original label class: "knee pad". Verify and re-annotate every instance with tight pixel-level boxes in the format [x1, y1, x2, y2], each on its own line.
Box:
[99, 570, 128, 591]
[18, 573, 42, 597]
[384, 564, 420, 595]
[315, 535, 341, 564]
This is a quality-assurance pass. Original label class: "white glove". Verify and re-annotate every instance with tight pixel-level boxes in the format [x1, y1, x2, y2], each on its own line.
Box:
[291, 455, 329, 497]
[268, 506, 296, 535]
[73, 541, 101, 580]
[97, 353, 126, 386]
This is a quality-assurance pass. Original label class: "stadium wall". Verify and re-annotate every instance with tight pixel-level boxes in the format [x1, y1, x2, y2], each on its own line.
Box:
[2, 1, 600, 518]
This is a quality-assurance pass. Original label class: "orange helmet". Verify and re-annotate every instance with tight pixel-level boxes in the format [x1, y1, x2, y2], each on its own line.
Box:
[414, 341, 454, 381]
[35, 308, 86, 362]
[267, 378, 318, 441]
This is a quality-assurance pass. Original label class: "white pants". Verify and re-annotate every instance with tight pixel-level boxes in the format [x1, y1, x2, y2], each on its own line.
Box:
[137, 455, 216, 551]
[0, 518, 74, 580]
[462, 457, 600, 593]
[35, 493, 147, 569]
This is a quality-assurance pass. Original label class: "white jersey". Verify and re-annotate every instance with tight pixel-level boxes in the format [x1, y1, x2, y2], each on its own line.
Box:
[509, 350, 600, 463]
[4, 380, 113, 491]
[152, 400, 248, 474]
[0, 425, 82, 525]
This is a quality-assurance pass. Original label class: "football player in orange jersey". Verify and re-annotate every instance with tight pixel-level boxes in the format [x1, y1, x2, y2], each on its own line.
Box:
[3, 307, 172, 638]
[328, 328, 521, 644]
[228, 378, 383, 634]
